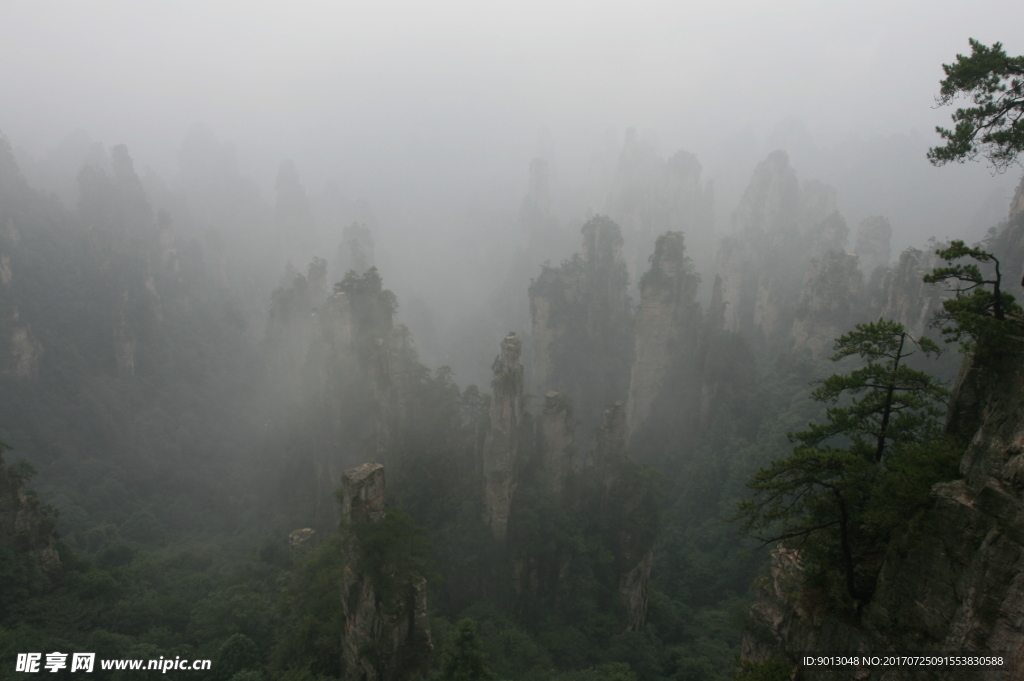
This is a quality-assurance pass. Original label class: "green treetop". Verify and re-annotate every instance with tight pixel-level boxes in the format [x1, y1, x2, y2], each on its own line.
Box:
[924, 240, 1021, 351]
[797, 319, 947, 464]
[927, 39, 1024, 172]
[440, 619, 495, 681]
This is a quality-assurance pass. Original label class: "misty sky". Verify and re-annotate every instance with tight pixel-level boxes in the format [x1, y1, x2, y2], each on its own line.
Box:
[2, 0, 1023, 251]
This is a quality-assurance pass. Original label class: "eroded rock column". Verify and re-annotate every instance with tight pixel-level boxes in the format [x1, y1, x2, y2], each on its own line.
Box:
[481, 333, 526, 541]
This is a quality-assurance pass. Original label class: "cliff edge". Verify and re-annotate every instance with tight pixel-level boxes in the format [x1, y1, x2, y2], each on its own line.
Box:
[742, 346, 1024, 680]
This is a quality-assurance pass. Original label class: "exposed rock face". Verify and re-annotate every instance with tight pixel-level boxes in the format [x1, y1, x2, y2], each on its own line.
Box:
[606, 133, 715, 283]
[7, 320, 42, 378]
[875, 245, 948, 339]
[715, 151, 851, 352]
[529, 216, 633, 434]
[267, 265, 417, 527]
[741, 347, 1024, 680]
[266, 259, 329, 391]
[619, 549, 654, 634]
[1010, 175, 1024, 224]
[987, 174, 1024, 294]
[538, 391, 575, 494]
[338, 463, 387, 525]
[593, 402, 627, 471]
[308, 284, 416, 521]
[731, 150, 801, 235]
[481, 333, 527, 540]
[288, 528, 316, 548]
[592, 403, 655, 632]
[626, 231, 702, 438]
[854, 216, 892, 276]
[338, 463, 433, 681]
[790, 251, 863, 359]
[0, 451, 60, 576]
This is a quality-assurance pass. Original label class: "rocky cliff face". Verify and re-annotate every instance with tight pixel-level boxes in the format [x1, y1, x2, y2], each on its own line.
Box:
[481, 333, 528, 540]
[593, 403, 656, 633]
[5, 308, 43, 378]
[477, 334, 655, 632]
[790, 251, 864, 359]
[874, 245, 949, 339]
[626, 231, 702, 438]
[624, 232, 755, 454]
[314, 274, 416, 522]
[529, 215, 633, 434]
[537, 391, 575, 494]
[0, 450, 60, 576]
[0, 141, 186, 382]
[338, 463, 433, 681]
[606, 132, 715, 284]
[986, 175, 1024, 295]
[741, 345, 1024, 680]
[715, 151, 850, 351]
[266, 265, 418, 527]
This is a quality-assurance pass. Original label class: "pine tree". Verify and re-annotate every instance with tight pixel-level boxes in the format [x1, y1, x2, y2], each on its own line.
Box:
[924, 240, 1021, 351]
[735, 320, 948, 603]
[927, 39, 1024, 172]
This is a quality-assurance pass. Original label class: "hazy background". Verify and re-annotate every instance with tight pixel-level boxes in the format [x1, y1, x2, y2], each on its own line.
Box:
[3, 0, 1023, 383]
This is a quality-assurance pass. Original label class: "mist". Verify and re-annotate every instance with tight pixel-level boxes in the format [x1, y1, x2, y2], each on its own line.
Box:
[3, 2, 1024, 679]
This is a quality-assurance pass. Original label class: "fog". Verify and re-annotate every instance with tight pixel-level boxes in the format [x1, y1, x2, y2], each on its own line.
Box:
[4, 2, 1021, 211]
[3, 1, 1020, 388]
[3, 3, 1024, 677]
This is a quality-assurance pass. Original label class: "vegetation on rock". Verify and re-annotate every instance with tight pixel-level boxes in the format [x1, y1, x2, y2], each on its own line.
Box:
[735, 320, 956, 603]
[924, 240, 1022, 351]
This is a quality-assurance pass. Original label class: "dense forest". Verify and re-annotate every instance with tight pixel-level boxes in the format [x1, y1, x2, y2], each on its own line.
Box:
[3, 36, 1024, 681]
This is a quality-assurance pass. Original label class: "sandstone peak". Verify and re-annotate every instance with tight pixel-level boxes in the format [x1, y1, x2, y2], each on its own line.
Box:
[339, 463, 386, 526]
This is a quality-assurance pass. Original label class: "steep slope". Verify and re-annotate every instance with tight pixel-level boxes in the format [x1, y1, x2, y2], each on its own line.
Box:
[529, 215, 633, 436]
[741, 344, 1024, 680]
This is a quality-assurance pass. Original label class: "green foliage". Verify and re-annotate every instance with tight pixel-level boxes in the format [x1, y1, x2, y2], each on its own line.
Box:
[188, 583, 272, 649]
[272, 536, 346, 677]
[638, 232, 696, 293]
[215, 633, 261, 680]
[923, 240, 1021, 351]
[344, 504, 437, 601]
[796, 319, 947, 463]
[0, 547, 54, 616]
[334, 266, 399, 316]
[733, 659, 791, 681]
[441, 619, 496, 681]
[927, 39, 1024, 171]
[735, 320, 951, 603]
[556, 662, 637, 681]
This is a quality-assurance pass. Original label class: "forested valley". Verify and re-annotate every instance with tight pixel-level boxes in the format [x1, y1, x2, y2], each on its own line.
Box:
[3, 38, 1024, 681]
